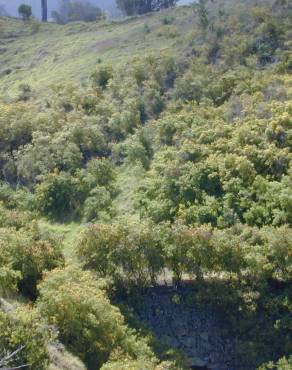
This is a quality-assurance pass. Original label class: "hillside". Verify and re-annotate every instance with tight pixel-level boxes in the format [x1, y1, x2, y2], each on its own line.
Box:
[0, 1, 292, 370]
[0, 6, 193, 99]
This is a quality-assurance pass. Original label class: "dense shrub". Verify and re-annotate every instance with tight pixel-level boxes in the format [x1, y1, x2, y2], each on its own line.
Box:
[37, 266, 156, 369]
[0, 1, 292, 368]
[77, 219, 292, 289]
[0, 307, 52, 370]
[76, 221, 166, 286]
[76, 223, 124, 277]
[83, 186, 113, 222]
[92, 65, 114, 89]
[0, 219, 64, 298]
[36, 158, 117, 220]
[36, 171, 83, 219]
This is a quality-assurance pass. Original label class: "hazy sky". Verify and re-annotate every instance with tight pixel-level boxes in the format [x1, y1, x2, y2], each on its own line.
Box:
[0, 0, 193, 18]
[0, 0, 116, 17]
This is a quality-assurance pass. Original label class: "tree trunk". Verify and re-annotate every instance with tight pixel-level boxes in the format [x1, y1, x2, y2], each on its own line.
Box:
[41, 0, 48, 22]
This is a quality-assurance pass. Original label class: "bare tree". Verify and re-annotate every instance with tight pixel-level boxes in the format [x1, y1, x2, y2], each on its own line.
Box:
[0, 346, 29, 370]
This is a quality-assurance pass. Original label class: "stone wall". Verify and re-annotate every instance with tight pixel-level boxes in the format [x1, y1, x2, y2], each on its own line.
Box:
[132, 286, 237, 370]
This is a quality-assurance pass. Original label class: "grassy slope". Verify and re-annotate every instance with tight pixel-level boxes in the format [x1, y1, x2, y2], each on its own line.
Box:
[0, 7, 193, 99]
[38, 219, 84, 260]
[113, 164, 146, 222]
[0, 8, 196, 258]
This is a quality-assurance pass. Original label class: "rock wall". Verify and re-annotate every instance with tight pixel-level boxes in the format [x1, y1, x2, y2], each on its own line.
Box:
[133, 286, 236, 370]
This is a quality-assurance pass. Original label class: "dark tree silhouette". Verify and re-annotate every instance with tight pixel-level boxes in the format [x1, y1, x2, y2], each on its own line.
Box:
[41, 0, 48, 22]
[18, 4, 32, 20]
[116, 0, 177, 16]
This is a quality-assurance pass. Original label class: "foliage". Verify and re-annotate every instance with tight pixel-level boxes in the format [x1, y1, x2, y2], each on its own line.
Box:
[193, 0, 209, 32]
[91, 65, 114, 89]
[36, 171, 83, 219]
[37, 266, 157, 369]
[77, 220, 292, 288]
[83, 186, 113, 222]
[36, 158, 116, 220]
[258, 356, 292, 369]
[0, 307, 52, 370]
[18, 4, 32, 21]
[52, 0, 103, 24]
[76, 221, 166, 286]
[0, 0, 292, 368]
[116, 0, 178, 16]
[0, 209, 64, 298]
[101, 355, 178, 370]
[161, 15, 175, 25]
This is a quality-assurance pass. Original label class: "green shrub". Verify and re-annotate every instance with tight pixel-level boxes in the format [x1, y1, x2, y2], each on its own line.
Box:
[258, 356, 292, 370]
[124, 138, 150, 169]
[0, 222, 64, 298]
[36, 171, 80, 219]
[81, 157, 116, 190]
[36, 158, 117, 220]
[0, 307, 52, 370]
[161, 15, 175, 25]
[76, 223, 125, 277]
[83, 186, 113, 222]
[37, 266, 155, 369]
[76, 221, 165, 286]
[0, 202, 33, 229]
[91, 65, 114, 89]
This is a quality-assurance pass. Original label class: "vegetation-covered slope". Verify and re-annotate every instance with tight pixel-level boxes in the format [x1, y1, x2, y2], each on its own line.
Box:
[0, 6, 192, 98]
[0, 0, 291, 369]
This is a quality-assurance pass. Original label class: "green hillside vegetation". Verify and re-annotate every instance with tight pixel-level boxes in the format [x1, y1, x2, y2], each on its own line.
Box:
[0, 6, 191, 99]
[0, 0, 292, 369]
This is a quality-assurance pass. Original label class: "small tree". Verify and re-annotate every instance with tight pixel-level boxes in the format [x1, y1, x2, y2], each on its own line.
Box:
[18, 4, 32, 21]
